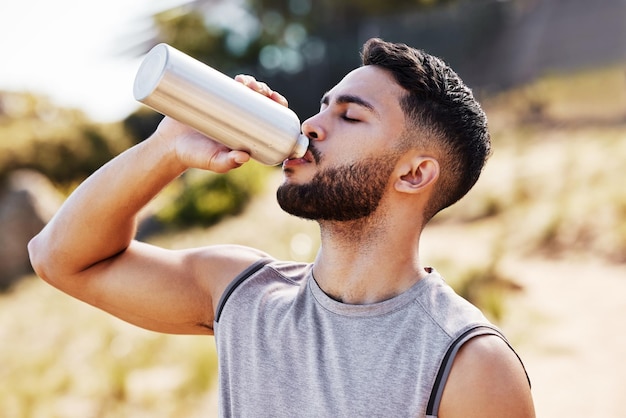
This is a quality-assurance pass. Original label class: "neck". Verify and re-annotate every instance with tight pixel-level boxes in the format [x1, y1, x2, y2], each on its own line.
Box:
[313, 211, 428, 304]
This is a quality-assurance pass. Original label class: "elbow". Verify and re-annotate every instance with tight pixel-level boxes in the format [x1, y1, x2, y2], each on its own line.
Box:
[28, 233, 53, 283]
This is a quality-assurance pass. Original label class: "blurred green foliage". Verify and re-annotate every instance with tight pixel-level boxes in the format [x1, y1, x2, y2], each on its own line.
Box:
[0, 92, 133, 188]
[156, 162, 271, 228]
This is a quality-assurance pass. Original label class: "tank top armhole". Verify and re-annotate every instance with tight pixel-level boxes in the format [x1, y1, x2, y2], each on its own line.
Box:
[214, 258, 272, 323]
[425, 325, 531, 418]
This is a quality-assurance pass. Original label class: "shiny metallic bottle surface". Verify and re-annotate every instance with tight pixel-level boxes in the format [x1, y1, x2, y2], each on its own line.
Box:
[133, 43, 309, 166]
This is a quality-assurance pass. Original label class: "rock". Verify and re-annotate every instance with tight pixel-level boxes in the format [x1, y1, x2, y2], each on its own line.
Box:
[0, 170, 63, 290]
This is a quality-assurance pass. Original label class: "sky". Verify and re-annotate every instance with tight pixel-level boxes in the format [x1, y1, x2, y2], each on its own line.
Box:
[0, 0, 188, 122]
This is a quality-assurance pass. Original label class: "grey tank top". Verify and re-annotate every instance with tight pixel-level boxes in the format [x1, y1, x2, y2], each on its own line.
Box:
[214, 259, 526, 417]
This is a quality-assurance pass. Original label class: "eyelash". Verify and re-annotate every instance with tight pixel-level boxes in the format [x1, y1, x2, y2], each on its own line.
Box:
[341, 114, 359, 123]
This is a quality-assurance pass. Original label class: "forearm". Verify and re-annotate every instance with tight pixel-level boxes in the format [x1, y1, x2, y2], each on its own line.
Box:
[29, 131, 186, 280]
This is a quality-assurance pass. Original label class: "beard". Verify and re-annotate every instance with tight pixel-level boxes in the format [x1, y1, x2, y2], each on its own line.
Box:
[276, 152, 401, 222]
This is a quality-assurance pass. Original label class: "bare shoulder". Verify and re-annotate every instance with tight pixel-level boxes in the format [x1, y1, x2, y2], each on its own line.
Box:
[187, 244, 272, 298]
[439, 334, 535, 418]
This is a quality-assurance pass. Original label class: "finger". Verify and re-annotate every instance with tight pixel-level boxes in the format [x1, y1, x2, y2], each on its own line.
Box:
[234, 74, 252, 85]
[251, 80, 271, 96]
[235, 74, 287, 106]
[235, 74, 265, 94]
[231, 150, 251, 165]
[206, 150, 250, 174]
[270, 91, 289, 107]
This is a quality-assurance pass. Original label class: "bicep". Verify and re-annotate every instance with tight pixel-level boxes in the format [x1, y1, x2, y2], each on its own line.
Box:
[52, 241, 266, 335]
[439, 335, 535, 418]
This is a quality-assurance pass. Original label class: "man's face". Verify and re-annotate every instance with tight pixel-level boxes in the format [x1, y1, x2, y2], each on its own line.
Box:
[277, 65, 407, 221]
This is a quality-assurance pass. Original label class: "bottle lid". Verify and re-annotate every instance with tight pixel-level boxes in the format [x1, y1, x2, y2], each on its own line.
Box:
[291, 134, 309, 159]
[133, 44, 169, 102]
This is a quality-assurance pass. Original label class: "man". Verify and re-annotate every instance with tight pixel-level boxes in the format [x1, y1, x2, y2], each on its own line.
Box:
[29, 38, 535, 417]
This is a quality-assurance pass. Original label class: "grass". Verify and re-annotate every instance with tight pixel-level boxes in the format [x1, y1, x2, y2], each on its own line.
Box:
[0, 277, 218, 418]
[2, 64, 624, 416]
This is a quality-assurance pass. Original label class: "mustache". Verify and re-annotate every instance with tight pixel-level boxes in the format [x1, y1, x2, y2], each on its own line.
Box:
[308, 144, 322, 164]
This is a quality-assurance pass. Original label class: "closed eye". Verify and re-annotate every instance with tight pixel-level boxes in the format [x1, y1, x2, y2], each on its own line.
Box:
[341, 114, 360, 123]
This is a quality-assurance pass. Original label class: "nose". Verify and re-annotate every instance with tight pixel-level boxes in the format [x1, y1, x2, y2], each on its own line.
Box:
[301, 114, 326, 142]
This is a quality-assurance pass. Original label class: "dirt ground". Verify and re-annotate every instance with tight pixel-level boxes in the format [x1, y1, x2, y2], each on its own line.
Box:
[499, 257, 626, 417]
[422, 223, 626, 417]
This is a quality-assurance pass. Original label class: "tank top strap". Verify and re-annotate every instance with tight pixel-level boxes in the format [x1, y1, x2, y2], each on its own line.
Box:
[214, 258, 272, 323]
[425, 325, 530, 417]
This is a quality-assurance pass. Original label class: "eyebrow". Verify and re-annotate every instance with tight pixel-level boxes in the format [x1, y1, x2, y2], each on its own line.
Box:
[320, 93, 378, 115]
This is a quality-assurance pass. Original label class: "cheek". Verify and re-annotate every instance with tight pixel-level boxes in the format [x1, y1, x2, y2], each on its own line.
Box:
[318, 124, 389, 164]
[347, 127, 389, 155]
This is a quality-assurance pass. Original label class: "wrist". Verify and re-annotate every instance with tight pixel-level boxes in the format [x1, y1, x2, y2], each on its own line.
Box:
[144, 128, 189, 177]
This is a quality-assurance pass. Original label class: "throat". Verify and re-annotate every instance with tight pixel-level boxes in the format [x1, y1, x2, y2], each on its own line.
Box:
[318, 212, 387, 249]
[313, 220, 426, 305]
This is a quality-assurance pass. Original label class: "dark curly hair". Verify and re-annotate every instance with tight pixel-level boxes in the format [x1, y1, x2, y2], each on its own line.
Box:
[361, 38, 491, 221]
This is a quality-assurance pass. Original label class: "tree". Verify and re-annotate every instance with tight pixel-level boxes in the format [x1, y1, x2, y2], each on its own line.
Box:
[126, 0, 455, 74]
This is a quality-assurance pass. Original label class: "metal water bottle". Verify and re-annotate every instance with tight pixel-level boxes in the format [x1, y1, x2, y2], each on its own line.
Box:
[133, 43, 309, 166]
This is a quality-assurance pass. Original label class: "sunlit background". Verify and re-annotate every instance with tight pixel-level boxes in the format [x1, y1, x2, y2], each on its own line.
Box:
[0, 0, 159, 121]
[1, 0, 625, 417]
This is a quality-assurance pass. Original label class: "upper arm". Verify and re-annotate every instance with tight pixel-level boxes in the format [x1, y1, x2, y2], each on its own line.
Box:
[439, 335, 535, 418]
[41, 240, 268, 335]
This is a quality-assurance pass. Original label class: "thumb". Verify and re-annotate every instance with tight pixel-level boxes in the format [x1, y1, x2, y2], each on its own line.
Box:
[231, 150, 251, 165]
[209, 150, 251, 173]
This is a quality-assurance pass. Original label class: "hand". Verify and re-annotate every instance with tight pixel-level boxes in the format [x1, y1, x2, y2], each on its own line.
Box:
[153, 116, 250, 174]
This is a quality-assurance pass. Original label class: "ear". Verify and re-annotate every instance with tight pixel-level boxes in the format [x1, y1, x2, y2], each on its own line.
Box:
[394, 156, 439, 194]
